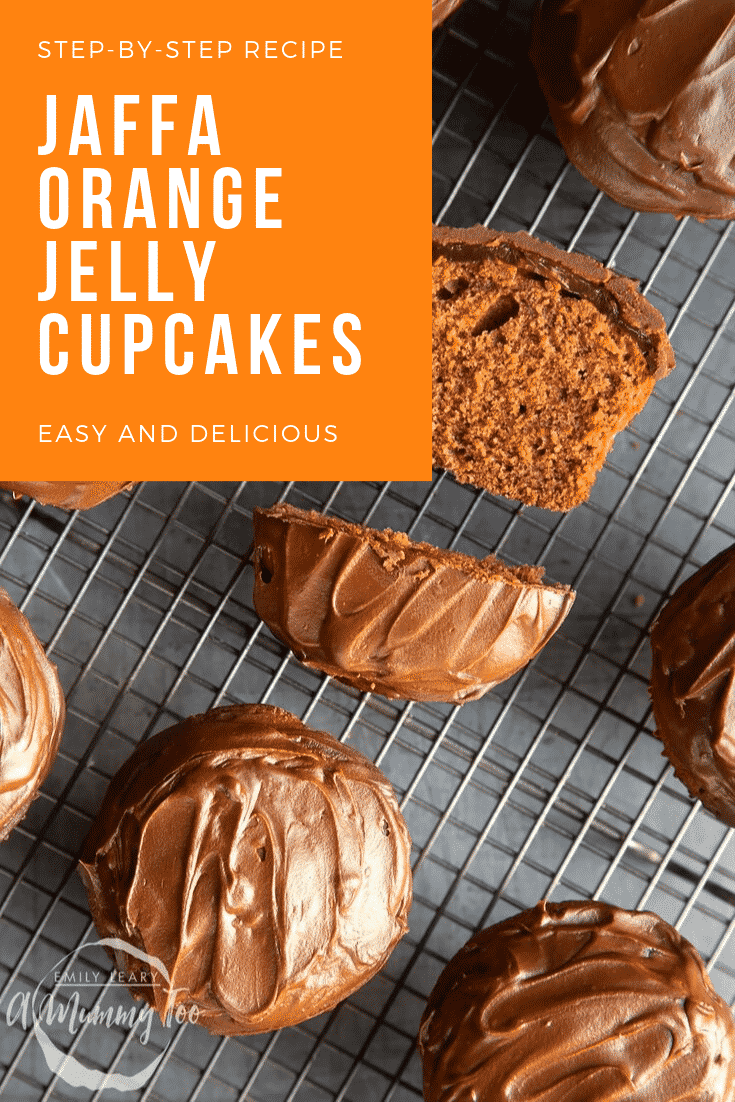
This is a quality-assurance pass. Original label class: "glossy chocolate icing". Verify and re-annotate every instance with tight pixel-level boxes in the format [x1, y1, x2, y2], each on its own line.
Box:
[531, 0, 735, 219]
[650, 545, 735, 827]
[0, 482, 134, 510]
[79, 704, 412, 1035]
[0, 588, 65, 840]
[251, 503, 574, 703]
[419, 899, 735, 1102]
[433, 0, 466, 29]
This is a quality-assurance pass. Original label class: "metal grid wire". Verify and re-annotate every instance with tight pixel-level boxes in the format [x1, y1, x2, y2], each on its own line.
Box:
[1, 0, 735, 1096]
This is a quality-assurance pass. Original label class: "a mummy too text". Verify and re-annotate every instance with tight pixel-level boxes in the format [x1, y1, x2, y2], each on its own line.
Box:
[36, 94, 361, 377]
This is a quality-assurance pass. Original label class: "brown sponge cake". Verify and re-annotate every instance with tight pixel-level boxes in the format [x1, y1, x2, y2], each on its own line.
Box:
[251, 503, 574, 704]
[433, 225, 675, 511]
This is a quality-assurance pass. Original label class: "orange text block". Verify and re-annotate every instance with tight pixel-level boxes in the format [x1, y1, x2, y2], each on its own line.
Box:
[3, 0, 429, 480]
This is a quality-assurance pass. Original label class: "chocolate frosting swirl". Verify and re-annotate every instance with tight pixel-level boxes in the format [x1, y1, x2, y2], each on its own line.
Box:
[531, 0, 735, 219]
[251, 504, 574, 703]
[79, 704, 412, 1035]
[0, 588, 65, 840]
[650, 544, 735, 827]
[0, 482, 134, 510]
[419, 900, 735, 1102]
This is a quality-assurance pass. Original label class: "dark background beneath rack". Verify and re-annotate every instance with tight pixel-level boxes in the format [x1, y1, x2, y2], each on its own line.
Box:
[1, 0, 735, 1097]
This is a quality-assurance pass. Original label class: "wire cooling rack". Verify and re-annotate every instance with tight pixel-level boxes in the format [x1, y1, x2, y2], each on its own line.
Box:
[1, 0, 735, 1097]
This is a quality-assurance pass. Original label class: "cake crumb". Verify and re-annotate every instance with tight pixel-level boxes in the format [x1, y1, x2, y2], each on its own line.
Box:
[376, 546, 406, 572]
[633, 594, 645, 607]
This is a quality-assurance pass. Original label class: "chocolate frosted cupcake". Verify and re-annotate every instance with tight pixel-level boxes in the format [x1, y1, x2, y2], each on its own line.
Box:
[433, 225, 674, 510]
[419, 900, 735, 1102]
[0, 589, 65, 839]
[650, 545, 735, 828]
[251, 503, 574, 703]
[0, 482, 134, 510]
[531, 0, 735, 219]
[79, 704, 412, 1035]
